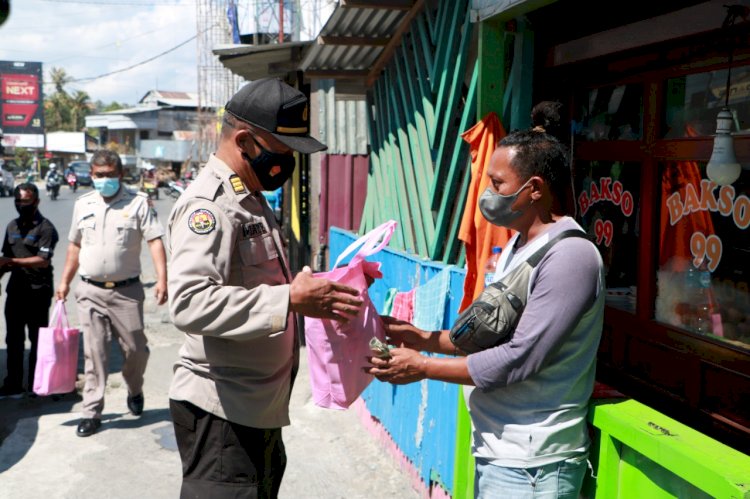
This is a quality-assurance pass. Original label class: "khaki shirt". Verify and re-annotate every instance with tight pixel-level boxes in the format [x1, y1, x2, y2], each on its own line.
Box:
[167, 155, 296, 429]
[69, 187, 164, 281]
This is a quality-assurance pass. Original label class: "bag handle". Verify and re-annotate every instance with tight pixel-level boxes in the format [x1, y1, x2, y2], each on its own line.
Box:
[49, 299, 70, 329]
[332, 220, 397, 269]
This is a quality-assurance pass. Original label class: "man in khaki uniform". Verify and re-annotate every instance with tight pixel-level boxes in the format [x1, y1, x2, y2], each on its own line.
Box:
[167, 78, 363, 498]
[57, 149, 168, 437]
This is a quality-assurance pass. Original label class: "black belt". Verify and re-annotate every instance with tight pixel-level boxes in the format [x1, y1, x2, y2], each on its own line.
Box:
[81, 276, 140, 289]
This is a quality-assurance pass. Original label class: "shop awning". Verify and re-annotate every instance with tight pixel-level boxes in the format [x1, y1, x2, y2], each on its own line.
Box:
[212, 41, 311, 82]
[470, 0, 556, 23]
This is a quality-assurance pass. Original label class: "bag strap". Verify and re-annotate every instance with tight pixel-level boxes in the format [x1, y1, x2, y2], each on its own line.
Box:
[487, 230, 590, 292]
[526, 229, 590, 267]
[332, 220, 398, 269]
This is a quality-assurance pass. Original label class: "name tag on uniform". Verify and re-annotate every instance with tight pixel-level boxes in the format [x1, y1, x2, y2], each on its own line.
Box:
[241, 222, 267, 239]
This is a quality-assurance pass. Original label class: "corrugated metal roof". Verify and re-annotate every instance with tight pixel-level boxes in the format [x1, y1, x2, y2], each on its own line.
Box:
[139, 90, 199, 107]
[300, 3, 415, 78]
[213, 2, 421, 85]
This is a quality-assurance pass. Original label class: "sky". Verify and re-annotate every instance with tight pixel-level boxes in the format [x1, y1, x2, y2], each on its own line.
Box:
[0, 0, 336, 107]
[0, 0, 201, 106]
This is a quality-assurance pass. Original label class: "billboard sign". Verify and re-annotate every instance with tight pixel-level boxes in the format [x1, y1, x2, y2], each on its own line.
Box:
[0, 60, 44, 149]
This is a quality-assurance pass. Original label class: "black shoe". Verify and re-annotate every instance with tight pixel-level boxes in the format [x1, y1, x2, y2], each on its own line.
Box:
[127, 393, 144, 416]
[76, 418, 101, 437]
[0, 385, 24, 398]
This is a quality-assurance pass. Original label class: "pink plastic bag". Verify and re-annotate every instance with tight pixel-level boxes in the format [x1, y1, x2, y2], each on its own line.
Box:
[33, 300, 80, 396]
[304, 220, 397, 409]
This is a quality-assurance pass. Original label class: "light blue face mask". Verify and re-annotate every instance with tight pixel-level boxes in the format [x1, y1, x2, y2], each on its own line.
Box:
[93, 177, 120, 198]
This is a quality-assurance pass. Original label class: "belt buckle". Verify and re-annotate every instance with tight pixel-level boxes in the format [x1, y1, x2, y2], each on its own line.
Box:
[104, 281, 116, 289]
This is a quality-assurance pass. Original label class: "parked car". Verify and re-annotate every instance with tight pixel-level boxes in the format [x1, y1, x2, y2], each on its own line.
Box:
[0, 164, 14, 197]
[69, 161, 92, 186]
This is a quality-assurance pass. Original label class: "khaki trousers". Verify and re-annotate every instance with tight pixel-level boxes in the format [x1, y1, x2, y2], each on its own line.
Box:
[75, 280, 149, 419]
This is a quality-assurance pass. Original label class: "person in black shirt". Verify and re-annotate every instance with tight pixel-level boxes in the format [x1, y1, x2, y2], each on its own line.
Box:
[0, 183, 59, 396]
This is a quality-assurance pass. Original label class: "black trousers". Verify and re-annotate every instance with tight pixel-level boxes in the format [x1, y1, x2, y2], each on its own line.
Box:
[170, 399, 287, 499]
[3, 287, 52, 390]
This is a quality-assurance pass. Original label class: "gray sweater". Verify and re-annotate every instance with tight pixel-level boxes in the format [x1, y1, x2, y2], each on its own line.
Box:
[465, 217, 605, 467]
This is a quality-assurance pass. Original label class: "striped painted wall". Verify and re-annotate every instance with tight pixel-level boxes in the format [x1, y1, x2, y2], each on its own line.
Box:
[361, 0, 477, 265]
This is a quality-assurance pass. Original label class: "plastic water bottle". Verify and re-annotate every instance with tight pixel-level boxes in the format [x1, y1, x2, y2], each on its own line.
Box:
[484, 246, 502, 287]
[686, 261, 718, 335]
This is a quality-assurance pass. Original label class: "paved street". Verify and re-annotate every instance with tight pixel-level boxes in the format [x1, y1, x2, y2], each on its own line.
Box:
[0, 183, 419, 499]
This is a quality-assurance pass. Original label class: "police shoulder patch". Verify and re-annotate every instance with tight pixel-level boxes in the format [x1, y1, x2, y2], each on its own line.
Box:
[188, 209, 216, 234]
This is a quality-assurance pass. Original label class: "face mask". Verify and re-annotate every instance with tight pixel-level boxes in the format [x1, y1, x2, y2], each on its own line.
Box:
[93, 177, 120, 198]
[243, 139, 296, 191]
[15, 203, 37, 219]
[478, 179, 532, 227]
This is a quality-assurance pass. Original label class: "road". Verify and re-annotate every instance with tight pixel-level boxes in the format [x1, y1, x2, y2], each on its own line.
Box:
[0, 182, 419, 499]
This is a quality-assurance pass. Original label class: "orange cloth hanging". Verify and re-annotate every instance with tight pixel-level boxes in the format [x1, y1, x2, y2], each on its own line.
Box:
[659, 124, 716, 272]
[458, 112, 514, 312]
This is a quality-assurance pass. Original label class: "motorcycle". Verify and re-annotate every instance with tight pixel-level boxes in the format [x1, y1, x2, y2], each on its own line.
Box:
[165, 179, 186, 199]
[66, 172, 78, 192]
[46, 176, 61, 200]
[142, 178, 159, 200]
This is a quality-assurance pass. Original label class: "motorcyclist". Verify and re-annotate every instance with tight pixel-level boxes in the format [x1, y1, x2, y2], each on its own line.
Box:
[45, 163, 62, 198]
[64, 164, 78, 191]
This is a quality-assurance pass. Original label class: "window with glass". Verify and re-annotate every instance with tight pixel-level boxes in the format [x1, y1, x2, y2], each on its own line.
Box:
[574, 160, 641, 312]
[656, 160, 750, 349]
[664, 65, 750, 138]
[573, 84, 644, 141]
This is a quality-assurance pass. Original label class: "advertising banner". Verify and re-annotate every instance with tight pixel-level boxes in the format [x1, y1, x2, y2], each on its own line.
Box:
[0, 60, 44, 149]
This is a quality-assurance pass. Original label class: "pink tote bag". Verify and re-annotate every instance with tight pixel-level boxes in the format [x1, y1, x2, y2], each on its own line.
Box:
[304, 220, 397, 409]
[33, 300, 80, 396]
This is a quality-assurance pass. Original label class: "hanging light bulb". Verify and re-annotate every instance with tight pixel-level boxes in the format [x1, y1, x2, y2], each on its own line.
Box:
[706, 5, 747, 186]
[706, 107, 741, 186]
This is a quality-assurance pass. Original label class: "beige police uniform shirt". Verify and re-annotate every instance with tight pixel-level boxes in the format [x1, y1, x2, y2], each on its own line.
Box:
[69, 187, 164, 282]
[167, 155, 296, 429]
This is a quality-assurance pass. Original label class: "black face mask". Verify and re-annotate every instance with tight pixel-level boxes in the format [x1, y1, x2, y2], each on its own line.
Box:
[243, 139, 296, 191]
[15, 203, 37, 220]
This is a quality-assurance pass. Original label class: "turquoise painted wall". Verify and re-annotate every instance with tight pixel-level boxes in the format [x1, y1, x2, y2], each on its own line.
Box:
[330, 227, 467, 493]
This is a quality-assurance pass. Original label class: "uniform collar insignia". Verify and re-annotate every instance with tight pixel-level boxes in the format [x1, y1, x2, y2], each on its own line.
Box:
[229, 174, 247, 194]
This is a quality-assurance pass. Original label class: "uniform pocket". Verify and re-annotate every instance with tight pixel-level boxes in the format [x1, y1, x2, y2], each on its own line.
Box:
[116, 219, 138, 245]
[239, 234, 279, 266]
[77, 217, 97, 245]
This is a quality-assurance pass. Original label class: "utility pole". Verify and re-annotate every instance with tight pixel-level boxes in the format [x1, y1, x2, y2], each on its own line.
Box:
[279, 0, 285, 43]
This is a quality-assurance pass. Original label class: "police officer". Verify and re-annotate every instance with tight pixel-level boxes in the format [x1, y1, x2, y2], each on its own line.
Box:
[0, 183, 59, 397]
[56, 149, 168, 437]
[167, 78, 364, 497]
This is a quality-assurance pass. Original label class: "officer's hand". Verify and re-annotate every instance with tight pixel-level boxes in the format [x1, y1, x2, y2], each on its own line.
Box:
[0, 256, 11, 268]
[56, 282, 69, 301]
[154, 280, 168, 306]
[290, 266, 363, 322]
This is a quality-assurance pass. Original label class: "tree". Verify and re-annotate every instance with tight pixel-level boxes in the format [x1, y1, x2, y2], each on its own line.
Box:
[49, 67, 71, 94]
[14, 147, 32, 169]
[43, 67, 92, 131]
[70, 90, 91, 131]
[94, 100, 127, 113]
